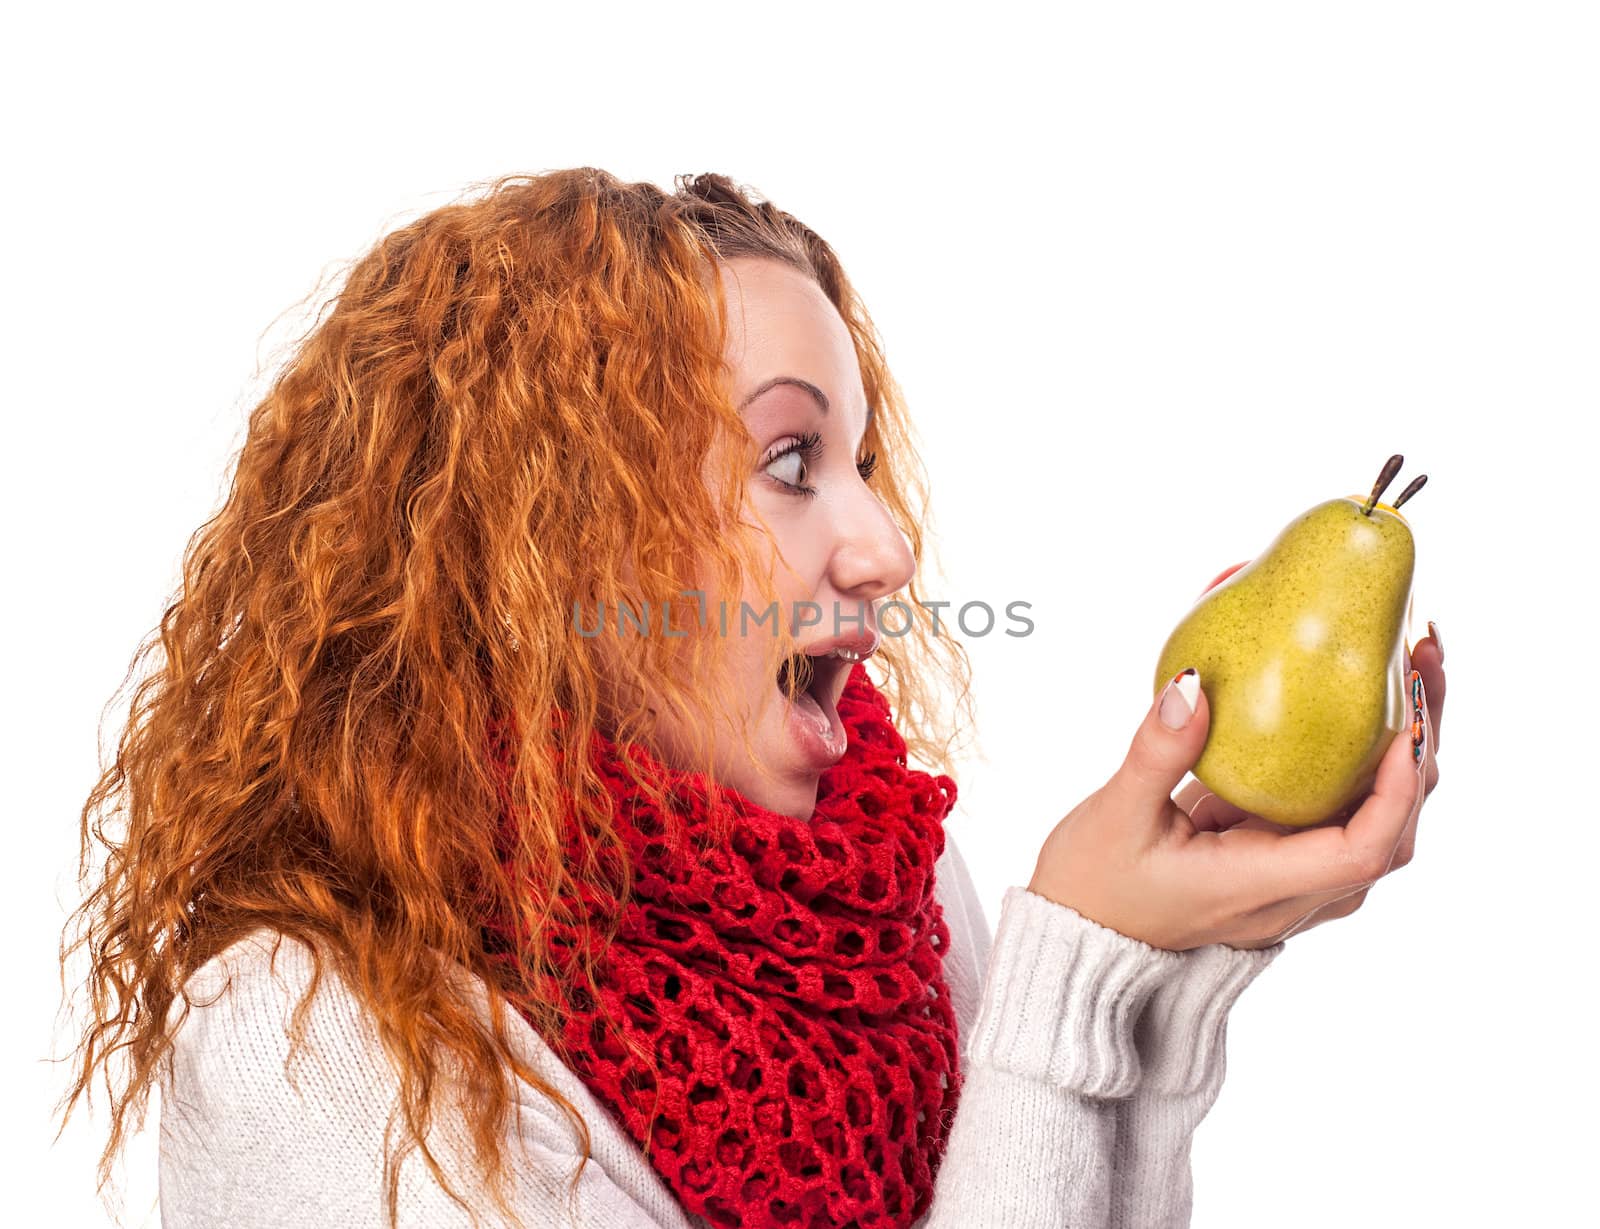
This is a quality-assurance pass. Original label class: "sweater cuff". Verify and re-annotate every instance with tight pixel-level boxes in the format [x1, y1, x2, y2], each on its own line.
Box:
[964, 886, 1183, 1099]
[1132, 939, 1284, 1097]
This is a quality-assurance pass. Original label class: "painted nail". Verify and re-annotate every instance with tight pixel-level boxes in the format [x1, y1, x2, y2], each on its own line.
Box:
[1428, 619, 1444, 663]
[1159, 668, 1201, 730]
[1409, 669, 1426, 763]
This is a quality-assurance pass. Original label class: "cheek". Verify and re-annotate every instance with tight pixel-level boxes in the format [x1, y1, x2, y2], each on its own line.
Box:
[731, 636, 780, 711]
[767, 523, 829, 594]
[729, 515, 827, 628]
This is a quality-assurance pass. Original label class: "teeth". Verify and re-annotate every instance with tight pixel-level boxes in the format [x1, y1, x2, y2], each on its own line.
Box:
[812, 643, 864, 662]
[800, 644, 872, 663]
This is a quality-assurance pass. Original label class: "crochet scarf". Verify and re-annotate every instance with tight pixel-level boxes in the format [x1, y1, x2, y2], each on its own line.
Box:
[482, 663, 963, 1228]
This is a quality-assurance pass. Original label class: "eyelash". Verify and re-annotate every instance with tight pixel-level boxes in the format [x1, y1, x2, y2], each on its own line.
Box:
[762, 431, 879, 496]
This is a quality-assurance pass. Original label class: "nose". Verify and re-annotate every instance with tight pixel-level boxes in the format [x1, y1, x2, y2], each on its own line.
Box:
[825, 485, 917, 603]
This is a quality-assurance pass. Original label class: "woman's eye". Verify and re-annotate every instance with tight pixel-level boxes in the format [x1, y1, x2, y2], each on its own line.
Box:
[759, 430, 822, 495]
[764, 450, 807, 488]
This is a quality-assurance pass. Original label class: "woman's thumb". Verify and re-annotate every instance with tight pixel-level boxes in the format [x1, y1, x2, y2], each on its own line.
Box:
[1105, 668, 1209, 823]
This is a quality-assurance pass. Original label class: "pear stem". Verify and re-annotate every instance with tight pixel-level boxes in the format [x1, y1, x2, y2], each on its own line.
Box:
[1361, 454, 1405, 516]
[1391, 473, 1428, 508]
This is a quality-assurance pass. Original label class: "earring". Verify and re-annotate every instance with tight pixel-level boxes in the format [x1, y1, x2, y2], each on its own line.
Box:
[502, 614, 521, 653]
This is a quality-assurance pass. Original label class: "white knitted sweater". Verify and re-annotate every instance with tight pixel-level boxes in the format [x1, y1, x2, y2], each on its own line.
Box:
[156, 835, 1282, 1227]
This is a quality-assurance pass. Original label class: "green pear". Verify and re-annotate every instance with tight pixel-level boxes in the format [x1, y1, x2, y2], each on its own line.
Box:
[1153, 459, 1426, 827]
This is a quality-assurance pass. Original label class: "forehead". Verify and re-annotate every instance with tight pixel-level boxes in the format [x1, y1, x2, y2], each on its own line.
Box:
[717, 258, 863, 403]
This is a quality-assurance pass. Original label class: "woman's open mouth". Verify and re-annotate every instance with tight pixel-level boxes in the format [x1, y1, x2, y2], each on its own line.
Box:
[775, 646, 858, 767]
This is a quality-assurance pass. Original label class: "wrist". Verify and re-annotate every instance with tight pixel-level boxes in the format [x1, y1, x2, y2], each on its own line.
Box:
[1026, 869, 1161, 951]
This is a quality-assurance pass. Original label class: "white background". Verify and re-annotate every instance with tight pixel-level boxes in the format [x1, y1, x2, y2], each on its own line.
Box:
[9, 2, 1596, 1225]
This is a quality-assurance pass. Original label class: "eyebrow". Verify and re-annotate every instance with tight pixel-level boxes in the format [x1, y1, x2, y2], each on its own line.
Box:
[738, 375, 876, 435]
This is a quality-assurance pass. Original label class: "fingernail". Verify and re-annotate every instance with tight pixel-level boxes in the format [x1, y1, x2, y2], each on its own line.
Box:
[1428, 619, 1444, 663]
[1409, 669, 1426, 764]
[1160, 667, 1201, 730]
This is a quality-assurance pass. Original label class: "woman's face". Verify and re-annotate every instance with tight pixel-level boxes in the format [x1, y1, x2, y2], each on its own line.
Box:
[645, 256, 916, 818]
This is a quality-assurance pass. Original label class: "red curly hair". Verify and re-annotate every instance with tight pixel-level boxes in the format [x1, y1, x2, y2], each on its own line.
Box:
[55, 167, 974, 1228]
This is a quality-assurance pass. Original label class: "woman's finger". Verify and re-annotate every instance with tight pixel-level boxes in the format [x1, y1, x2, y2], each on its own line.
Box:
[1188, 793, 1241, 833]
[1181, 781, 1360, 837]
[1231, 815, 1392, 913]
[1280, 885, 1372, 941]
[1177, 784, 1254, 833]
[1198, 560, 1251, 599]
[1392, 686, 1439, 868]
[1414, 633, 1446, 752]
[1208, 689, 1431, 929]
[1222, 882, 1371, 949]
[1390, 771, 1423, 870]
[1174, 778, 1208, 813]
[1238, 715, 1424, 900]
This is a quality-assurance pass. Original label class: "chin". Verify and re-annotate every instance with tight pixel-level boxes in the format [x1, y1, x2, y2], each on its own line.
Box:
[733, 762, 820, 820]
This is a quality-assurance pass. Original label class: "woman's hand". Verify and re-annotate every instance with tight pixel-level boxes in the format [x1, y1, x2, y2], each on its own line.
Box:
[1027, 561, 1447, 952]
[1178, 561, 1446, 946]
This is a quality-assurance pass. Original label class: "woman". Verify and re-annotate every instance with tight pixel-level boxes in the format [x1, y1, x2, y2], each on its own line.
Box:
[57, 168, 1446, 1228]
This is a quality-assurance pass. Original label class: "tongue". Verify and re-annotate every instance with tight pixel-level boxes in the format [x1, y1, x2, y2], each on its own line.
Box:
[790, 682, 832, 741]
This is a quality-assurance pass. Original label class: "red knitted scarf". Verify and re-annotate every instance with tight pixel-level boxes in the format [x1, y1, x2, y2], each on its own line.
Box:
[482, 663, 963, 1228]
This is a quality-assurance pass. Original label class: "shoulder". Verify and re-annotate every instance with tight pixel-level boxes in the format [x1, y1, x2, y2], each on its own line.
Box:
[168, 926, 365, 1045]
[159, 928, 431, 1226]
[172, 925, 324, 1014]
[158, 926, 699, 1227]
[161, 924, 637, 1144]
[162, 926, 398, 1118]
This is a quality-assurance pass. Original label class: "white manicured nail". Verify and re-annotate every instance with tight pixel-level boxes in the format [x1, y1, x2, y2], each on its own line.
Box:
[1159, 668, 1200, 730]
